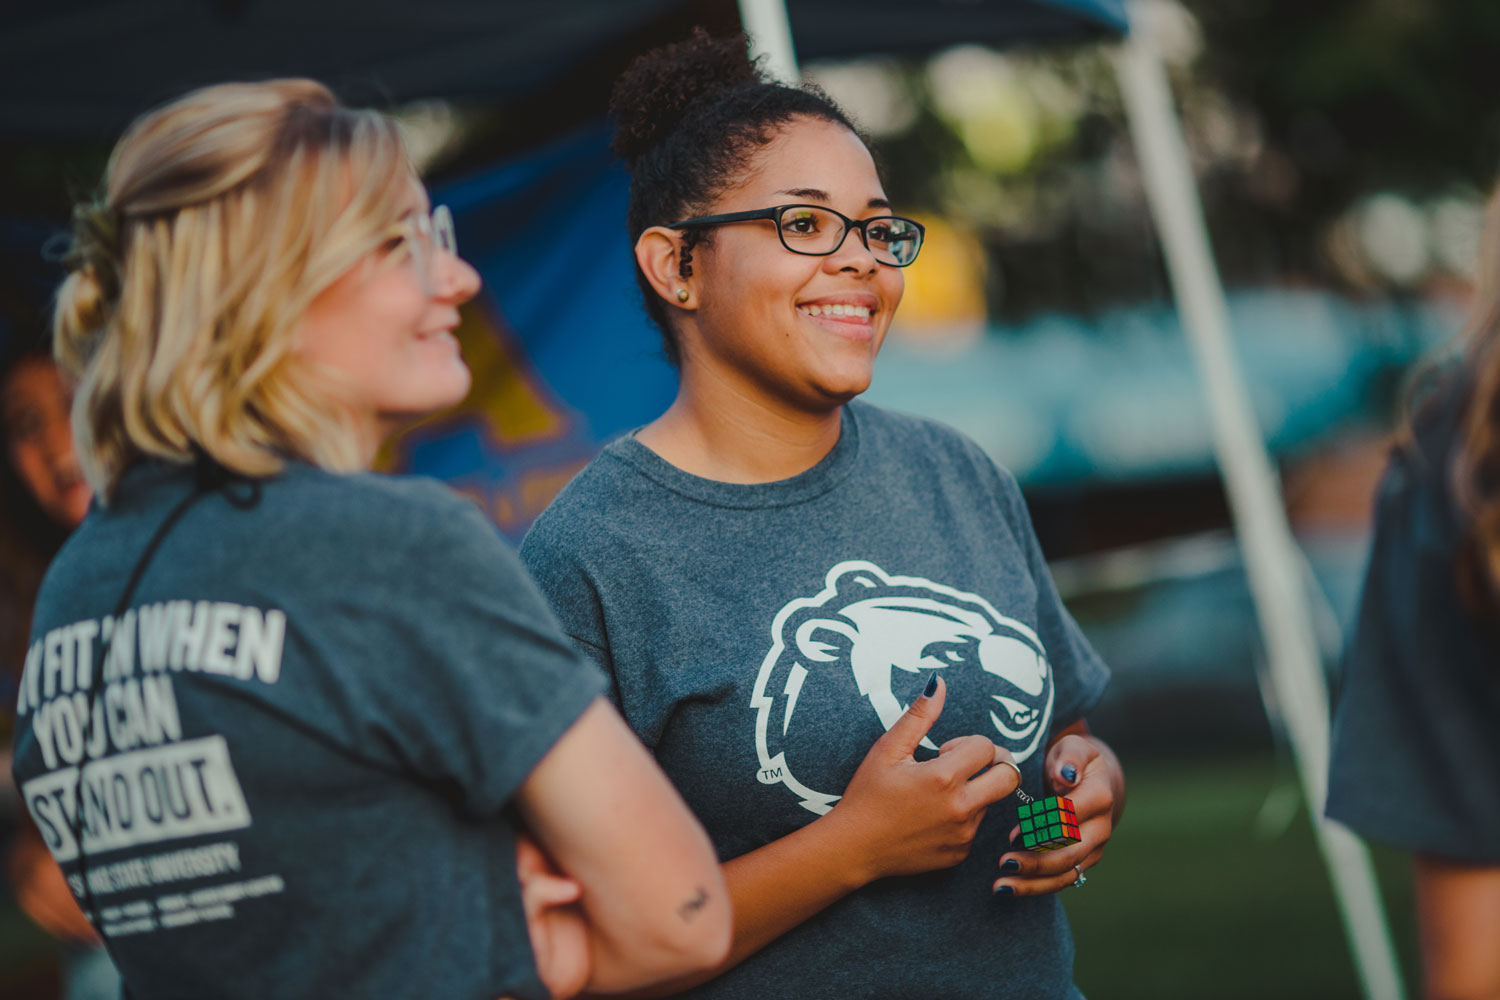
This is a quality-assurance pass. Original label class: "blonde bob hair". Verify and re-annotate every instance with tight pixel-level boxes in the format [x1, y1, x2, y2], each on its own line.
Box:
[55, 78, 415, 500]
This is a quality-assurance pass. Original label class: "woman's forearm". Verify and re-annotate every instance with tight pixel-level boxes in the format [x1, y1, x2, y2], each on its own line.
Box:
[516, 700, 732, 994]
[595, 806, 873, 998]
[1413, 854, 1500, 1000]
[584, 678, 1018, 998]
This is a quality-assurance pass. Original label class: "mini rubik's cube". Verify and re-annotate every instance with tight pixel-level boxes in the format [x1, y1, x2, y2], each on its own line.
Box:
[1015, 796, 1081, 853]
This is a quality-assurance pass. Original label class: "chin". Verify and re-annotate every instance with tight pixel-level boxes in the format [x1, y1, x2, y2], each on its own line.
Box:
[817, 365, 875, 400]
[428, 360, 473, 405]
[393, 372, 472, 421]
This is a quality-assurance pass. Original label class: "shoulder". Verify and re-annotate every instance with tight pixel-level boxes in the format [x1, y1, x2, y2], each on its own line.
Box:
[265, 465, 504, 562]
[849, 400, 1022, 496]
[521, 442, 659, 566]
[1375, 376, 1468, 547]
[849, 398, 969, 449]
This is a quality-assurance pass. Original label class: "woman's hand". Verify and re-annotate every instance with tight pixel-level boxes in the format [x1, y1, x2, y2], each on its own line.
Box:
[991, 722, 1124, 896]
[515, 833, 591, 999]
[830, 675, 1022, 882]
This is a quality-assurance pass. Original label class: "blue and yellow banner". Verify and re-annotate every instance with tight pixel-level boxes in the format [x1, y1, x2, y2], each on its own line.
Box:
[390, 122, 678, 540]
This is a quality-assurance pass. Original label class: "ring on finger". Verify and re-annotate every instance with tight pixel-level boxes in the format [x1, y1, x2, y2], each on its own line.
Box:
[1071, 864, 1087, 889]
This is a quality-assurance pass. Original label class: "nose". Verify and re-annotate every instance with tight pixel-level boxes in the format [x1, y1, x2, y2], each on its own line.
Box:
[824, 222, 880, 276]
[434, 249, 482, 304]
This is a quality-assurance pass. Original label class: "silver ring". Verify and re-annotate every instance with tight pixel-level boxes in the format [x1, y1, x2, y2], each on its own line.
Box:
[997, 759, 1022, 783]
[1072, 864, 1087, 889]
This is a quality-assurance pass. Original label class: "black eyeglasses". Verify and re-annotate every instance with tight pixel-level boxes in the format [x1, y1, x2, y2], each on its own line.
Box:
[666, 204, 925, 267]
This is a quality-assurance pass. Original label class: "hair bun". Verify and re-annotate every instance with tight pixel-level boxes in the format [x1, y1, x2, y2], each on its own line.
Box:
[609, 28, 764, 166]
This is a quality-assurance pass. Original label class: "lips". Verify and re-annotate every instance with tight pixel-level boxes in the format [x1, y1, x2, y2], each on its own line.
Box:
[798, 302, 872, 321]
[796, 293, 879, 325]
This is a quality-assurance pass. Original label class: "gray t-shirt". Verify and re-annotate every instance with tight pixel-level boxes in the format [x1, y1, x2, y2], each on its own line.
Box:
[522, 401, 1110, 1000]
[11, 460, 606, 1000]
[1327, 382, 1500, 862]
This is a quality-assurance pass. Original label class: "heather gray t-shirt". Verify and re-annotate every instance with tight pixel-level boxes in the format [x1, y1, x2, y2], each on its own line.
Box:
[522, 400, 1110, 1000]
[11, 461, 605, 1000]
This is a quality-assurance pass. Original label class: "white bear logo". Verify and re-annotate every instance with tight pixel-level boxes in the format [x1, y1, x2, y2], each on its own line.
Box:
[751, 560, 1053, 815]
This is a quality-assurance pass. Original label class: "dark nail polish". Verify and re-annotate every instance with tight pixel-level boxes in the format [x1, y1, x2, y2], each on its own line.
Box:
[993, 885, 1014, 896]
[923, 671, 938, 698]
[999, 858, 1020, 874]
[1061, 764, 1078, 783]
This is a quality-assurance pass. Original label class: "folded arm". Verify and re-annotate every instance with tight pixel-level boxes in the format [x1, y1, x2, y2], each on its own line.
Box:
[516, 697, 733, 995]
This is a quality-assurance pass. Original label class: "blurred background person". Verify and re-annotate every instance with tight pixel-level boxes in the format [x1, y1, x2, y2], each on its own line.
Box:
[1326, 188, 1500, 1000]
[1, 340, 116, 1000]
[9, 78, 730, 999]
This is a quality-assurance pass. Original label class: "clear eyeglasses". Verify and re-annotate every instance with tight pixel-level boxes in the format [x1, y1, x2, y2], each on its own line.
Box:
[388, 205, 457, 288]
[666, 203, 925, 267]
[414, 204, 456, 256]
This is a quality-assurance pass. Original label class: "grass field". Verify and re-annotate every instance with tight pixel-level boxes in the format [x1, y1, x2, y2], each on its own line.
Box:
[1065, 752, 1420, 1000]
[0, 751, 1422, 998]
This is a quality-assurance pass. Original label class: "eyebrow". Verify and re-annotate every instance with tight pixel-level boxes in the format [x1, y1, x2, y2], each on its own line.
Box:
[775, 188, 892, 211]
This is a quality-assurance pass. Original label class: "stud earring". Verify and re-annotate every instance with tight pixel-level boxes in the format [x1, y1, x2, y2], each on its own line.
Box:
[676, 288, 690, 303]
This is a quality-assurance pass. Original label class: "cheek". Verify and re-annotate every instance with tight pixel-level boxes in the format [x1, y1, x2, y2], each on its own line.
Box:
[880, 268, 905, 314]
[10, 442, 55, 502]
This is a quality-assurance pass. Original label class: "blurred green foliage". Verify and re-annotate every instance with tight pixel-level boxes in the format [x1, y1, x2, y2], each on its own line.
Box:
[1189, 0, 1500, 193]
[1065, 753, 1419, 999]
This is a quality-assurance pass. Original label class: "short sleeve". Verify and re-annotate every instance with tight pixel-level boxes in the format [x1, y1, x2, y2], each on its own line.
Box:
[973, 443, 1112, 728]
[340, 491, 608, 816]
[519, 511, 620, 685]
[1326, 456, 1500, 862]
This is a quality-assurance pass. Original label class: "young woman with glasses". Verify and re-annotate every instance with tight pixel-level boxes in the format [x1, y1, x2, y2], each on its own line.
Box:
[9, 78, 730, 1000]
[521, 31, 1125, 998]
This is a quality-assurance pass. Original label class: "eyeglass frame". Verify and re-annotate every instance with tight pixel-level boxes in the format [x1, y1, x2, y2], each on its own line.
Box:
[664, 203, 926, 267]
[409, 204, 456, 256]
[383, 204, 457, 290]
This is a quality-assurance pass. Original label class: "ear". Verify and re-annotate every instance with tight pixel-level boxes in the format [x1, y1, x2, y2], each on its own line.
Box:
[634, 227, 696, 311]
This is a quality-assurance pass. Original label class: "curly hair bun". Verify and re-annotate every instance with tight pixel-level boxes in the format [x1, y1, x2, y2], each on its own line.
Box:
[609, 28, 764, 166]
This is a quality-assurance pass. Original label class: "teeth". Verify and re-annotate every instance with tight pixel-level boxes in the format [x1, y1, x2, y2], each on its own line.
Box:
[799, 303, 872, 319]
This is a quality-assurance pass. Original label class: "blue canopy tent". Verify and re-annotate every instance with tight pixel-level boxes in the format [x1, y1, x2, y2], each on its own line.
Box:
[0, 0, 1122, 139]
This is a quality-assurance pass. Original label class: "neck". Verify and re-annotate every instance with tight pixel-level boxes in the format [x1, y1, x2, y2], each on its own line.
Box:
[637, 363, 845, 483]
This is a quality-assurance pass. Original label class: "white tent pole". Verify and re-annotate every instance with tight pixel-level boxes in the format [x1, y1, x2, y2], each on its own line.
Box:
[737, 0, 800, 82]
[1111, 5, 1404, 999]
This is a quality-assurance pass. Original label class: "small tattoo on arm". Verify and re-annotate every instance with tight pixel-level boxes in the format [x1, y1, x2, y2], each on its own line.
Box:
[678, 887, 710, 922]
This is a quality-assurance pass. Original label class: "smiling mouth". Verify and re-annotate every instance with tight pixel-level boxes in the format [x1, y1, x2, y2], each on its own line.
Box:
[798, 303, 873, 321]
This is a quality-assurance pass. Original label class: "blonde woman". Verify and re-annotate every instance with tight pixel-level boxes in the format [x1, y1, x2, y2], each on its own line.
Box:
[8, 79, 729, 1000]
[1327, 188, 1500, 1000]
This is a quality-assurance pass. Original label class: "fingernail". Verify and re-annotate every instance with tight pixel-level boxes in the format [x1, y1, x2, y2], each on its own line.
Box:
[923, 671, 938, 698]
[999, 858, 1020, 874]
[1061, 764, 1078, 783]
[993, 884, 1014, 896]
